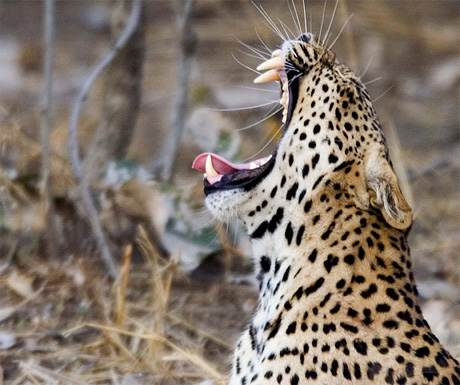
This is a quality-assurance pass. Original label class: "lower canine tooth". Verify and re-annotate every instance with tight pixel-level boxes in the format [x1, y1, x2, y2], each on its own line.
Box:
[205, 155, 219, 177]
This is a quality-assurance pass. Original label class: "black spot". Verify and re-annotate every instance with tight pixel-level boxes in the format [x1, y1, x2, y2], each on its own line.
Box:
[367, 362, 382, 380]
[312, 154, 320, 169]
[321, 222, 336, 240]
[385, 368, 395, 384]
[328, 154, 338, 164]
[313, 124, 321, 134]
[386, 288, 400, 300]
[267, 314, 282, 340]
[282, 266, 291, 282]
[305, 371, 317, 379]
[281, 175, 287, 187]
[308, 249, 317, 263]
[344, 254, 355, 265]
[268, 207, 284, 233]
[286, 322, 297, 335]
[285, 223, 294, 245]
[251, 221, 268, 239]
[354, 340, 368, 355]
[383, 319, 399, 329]
[361, 284, 377, 299]
[415, 346, 430, 358]
[302, 164, 310, 177]
[304, 199, 312, 213]
[286, 182, 299, 200]
[312, 175, 324, 190]
[299, 133, 306, 140]
[376, 303, 391, 313]
[422, 366, 439, 381]
[289, 154, 294, 166]
[305, 277, 325, 296]
[354, 364, 362, 379]
[340, 322, 358, 334]
[298, 189, 306, 203]
[331, 360, 339, 376]
[435, 351, 449, 367]
[260, 256, 271, 272]
[296, 225, 305, 246]
[405, 362, 414, 377]
[270, 186, 278, 198]
[330, 303, 341, 314]
[335, 108, 342, 122]
[322, 84, 329, 92]
[324, 254, 339, 273]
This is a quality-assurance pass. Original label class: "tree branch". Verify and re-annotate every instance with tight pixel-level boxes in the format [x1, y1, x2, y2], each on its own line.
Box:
[160, 0, 197, 182]
[40, 0, 61, 258]
[67, 0, 143, 277]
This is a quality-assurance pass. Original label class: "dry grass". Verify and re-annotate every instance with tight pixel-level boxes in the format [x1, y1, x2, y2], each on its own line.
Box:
[0, 227, 236, 384]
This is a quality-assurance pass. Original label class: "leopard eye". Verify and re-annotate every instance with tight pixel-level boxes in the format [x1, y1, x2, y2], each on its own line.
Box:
[298, 33, 312, 43]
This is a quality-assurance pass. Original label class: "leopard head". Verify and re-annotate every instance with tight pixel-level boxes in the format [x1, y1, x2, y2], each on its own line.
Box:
[193, 33, 412, 238]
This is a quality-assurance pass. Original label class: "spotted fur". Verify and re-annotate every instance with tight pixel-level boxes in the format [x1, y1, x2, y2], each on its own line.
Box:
[202, 30, 460, 385]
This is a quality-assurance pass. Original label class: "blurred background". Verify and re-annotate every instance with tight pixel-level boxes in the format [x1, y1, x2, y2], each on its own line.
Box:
[0, 0, 459, 383]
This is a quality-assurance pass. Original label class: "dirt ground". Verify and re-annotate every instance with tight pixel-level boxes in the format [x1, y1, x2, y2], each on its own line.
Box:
[0, 1, 459, 384]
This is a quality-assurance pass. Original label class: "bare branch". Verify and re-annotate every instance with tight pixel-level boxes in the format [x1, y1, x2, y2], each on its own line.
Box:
[83, 0, 145, 184]
[40, 0, 61, 258]
[67, 0, 144, 278]
[160, 0, 197, 182]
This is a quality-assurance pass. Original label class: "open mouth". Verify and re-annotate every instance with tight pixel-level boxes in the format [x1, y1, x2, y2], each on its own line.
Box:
[193, 48, 294, 195]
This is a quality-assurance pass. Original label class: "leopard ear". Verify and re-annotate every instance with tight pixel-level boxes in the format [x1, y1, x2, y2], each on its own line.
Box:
[364, 149, 412, 230]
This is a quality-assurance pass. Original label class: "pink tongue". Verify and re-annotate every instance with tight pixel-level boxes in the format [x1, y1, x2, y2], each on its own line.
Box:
[192, 152, 251, 175]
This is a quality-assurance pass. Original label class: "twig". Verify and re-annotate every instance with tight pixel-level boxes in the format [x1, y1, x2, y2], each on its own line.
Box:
[67, 0, 143, 278]
[115, 244, 132, 327]
[65, 323, 227, 384]
[20, 362, 87, 385]
[160, 0, 197, 182]
[0, 286, 45, 324]
[40, 0, 60, 258]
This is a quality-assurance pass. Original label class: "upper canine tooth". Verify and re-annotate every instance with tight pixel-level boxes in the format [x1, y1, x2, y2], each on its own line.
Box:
[205, 155, 219, 177]
[249, 162, 258, 170]
[256, 56, 284, 71]
[254, 69, 281, 84]
[271, 49, 282, 58]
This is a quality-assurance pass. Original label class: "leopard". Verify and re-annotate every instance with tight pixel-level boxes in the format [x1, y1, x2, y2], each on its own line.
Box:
[192, 19, 460, 385]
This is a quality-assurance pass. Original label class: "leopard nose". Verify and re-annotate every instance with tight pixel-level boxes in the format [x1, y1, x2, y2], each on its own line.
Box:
[298, 33, 312, 43]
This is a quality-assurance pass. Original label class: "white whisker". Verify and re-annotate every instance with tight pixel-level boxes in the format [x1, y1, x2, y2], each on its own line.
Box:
[233, 217, 239, 247]
[242, 124, 284, 162]
[302, 0, 308, 33]
[319, 0, 328, 44]
[364, 77, 382, 86]
[210, 100, 278, 112]
[237, 85, 279, 93]
[279, 18, 295, 41]
[255, 28, 273, 55]
[359, 56, 374, 79]
[253, 2, 288, 41]
[238, 39, 270, 59]
[235, 47, 268, 61]
[236, 106, 283, 132]
[373, 85, 394, 103]
[323, 0, 340, 47]
[232, 52, 262, 75]
[327, 13, 354, 52]
[289, 0, 302, 37]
